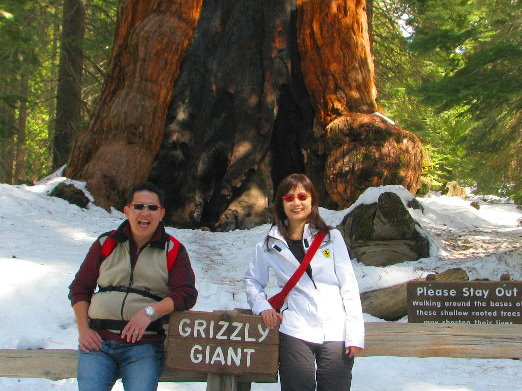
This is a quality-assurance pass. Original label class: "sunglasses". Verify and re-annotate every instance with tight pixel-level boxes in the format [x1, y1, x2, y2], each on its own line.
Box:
[282, 192, 311, 203]
[128, 203, 161, 212]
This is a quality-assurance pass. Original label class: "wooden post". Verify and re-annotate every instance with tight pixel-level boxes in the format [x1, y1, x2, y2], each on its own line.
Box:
[206, 374, 252, 391]
[206, 374, 237, 391]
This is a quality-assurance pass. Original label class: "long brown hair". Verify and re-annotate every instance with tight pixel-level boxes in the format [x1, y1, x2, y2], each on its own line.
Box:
[271, 173, 331, 241]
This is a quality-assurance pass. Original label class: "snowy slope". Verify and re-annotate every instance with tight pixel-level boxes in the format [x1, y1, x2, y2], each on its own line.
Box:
[0, 178, 521, 391]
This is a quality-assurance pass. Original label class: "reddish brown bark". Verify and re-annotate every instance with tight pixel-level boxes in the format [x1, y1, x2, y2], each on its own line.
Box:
[325, 114, 424, 207]
[296, 0, 377, 125]
[297, 0, 422, 206]
[65, 0, 203, 208]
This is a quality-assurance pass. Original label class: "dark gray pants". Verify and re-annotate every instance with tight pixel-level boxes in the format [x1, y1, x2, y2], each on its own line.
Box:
[279, 332, 354, 391]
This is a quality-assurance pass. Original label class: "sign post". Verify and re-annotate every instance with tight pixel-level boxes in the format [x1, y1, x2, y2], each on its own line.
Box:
[166, 310, 279, 391]
[407, 280, 522, 324]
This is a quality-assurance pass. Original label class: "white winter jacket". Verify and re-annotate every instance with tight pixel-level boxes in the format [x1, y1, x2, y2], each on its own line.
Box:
[244, 224, 365, 348]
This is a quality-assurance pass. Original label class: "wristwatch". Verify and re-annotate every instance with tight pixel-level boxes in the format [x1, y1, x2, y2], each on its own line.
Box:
[144, 305, 156, 318]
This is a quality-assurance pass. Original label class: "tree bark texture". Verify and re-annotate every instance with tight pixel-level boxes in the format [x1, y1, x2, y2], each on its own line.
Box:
[65, 0, 204, 208]
[66, 0, 423, 229]
[150, 0, 314, 229]
[296, 0, 422, 208]
[53, 0, 85, 169]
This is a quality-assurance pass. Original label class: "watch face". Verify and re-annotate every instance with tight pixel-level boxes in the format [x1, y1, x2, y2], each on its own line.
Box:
[145, 306, 154, 317]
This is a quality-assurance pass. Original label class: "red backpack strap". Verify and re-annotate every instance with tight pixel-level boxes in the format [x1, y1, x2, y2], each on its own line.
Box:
[166, 234, 181, 272]
[99, 230, 117, 260]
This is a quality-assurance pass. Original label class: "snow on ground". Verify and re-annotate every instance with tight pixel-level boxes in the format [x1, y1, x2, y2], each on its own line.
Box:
[0, 179, 521, 390]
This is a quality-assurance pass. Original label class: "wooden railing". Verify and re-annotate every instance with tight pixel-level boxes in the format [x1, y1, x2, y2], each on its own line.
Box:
[1, 323, 521, 390]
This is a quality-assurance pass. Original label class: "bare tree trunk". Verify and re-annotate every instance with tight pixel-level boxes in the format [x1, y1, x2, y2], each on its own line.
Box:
[65, 0, 204, 209]
[53, 0, 85, 169]
[46, 0, 62, 174]
[0, 80, 16, 184]
[15, 75, 29, 184]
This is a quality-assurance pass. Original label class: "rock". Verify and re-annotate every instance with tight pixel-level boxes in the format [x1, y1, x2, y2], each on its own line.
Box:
[407, 198, 424, 211]
[50, 183, 90, 208]
[470, 201, 480, 210]
[338, 192, 429, 266]
[349, 240, 429, 267]
[444, 181, 467, 200]
[361, 268, 469, 321]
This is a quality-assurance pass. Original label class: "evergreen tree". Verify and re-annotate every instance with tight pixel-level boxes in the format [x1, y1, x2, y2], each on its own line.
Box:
[409, 0, 521, 195]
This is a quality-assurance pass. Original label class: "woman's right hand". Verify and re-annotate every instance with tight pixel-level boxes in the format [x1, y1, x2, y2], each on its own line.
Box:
[260, 309, 283, 329]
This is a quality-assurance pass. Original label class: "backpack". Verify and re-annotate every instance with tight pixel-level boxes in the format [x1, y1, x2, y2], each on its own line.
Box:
[96, 231, 182, 302]
[99, 230, 181, 272]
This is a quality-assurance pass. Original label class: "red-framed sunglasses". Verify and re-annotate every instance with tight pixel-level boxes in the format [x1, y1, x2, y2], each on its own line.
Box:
[281, 192, 311, 203]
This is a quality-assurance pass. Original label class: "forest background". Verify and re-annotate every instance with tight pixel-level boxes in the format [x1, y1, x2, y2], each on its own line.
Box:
[0, 0, 520, 203]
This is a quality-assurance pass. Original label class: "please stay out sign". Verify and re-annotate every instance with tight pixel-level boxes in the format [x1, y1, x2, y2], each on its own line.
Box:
[166, 311, 279, 376]
[407, 281, 522, 324]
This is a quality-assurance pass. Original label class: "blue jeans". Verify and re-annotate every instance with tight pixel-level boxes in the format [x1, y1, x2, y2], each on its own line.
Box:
[77, 340, 164, 391]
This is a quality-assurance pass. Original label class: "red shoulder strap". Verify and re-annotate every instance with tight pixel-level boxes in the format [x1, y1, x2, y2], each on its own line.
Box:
[166, 234, 181, 272]
[269, 231, 327, 310]
[100, 231, 117, 260]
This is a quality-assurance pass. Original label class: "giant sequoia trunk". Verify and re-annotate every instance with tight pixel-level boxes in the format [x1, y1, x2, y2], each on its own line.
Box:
[66, 0, 423, 230]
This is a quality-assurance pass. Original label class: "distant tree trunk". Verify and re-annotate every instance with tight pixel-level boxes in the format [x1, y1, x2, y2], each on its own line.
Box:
[66, 0, 423, 230]
[0, 79, 16, 184]
[53, 0, 85, 169]
[47, 0, 62, 173]
[15, 75, 29, 184]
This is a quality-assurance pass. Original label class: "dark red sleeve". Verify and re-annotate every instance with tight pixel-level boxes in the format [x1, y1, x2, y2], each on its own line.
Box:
[68, 239, 103, 305]
[167, 244, 198, 310]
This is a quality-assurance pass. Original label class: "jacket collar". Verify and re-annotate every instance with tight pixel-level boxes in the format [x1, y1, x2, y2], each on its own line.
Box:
[267, 223, 319, 250]
[111, 220, 168, 249]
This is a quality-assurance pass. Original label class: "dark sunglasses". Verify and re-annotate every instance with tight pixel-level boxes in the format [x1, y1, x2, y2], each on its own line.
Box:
[128, 203, 161, 211]
[282, 192, 310, 203]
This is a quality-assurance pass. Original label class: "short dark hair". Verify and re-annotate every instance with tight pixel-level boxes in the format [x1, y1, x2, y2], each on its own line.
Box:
[126, 182, 165, 206]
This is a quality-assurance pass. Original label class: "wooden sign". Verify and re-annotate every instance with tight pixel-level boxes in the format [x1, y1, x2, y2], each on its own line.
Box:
[407, 281, 522, 324]
[166, 311, 279, 376]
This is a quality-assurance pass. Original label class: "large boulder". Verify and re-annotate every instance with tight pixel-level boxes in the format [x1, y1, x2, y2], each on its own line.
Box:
[338, 191, 429, 266]
[361, 268, 469, 321]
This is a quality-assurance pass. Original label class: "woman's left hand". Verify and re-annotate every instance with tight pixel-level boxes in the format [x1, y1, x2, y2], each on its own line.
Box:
[346, 346, 363, 358]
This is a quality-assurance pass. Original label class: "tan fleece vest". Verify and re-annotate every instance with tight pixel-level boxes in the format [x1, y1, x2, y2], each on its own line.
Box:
[88, 238, 169, 322]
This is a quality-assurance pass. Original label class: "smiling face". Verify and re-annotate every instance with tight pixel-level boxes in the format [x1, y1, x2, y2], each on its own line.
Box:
[124, 190, 165, 247]
[282, 185, 312, 228]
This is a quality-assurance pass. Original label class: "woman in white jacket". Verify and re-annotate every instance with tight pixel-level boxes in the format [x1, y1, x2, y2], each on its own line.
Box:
[244, 173, 364, 391]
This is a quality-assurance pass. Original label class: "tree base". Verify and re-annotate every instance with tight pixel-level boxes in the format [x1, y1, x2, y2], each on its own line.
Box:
[324, 113, 424, 208]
